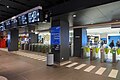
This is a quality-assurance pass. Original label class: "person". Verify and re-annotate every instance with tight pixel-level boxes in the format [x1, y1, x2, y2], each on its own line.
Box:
[100, 40, 104, 48]
[116, 39, 119, 47]
[109, 40, 114, 49]
[117, 40, 120, 47]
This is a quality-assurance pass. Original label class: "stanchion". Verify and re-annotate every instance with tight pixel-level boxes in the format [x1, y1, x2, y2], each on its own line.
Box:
[100, 48, 105, 63]
[90, 48, 96, 61]
[112, 49, 116, 63]
[81, 47, 86, 59]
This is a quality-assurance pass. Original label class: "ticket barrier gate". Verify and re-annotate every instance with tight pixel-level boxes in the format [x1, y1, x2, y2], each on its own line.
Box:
[82, 47, 90, 59]
[37, 45, 41, 52]
[25, 44, 29, 50]
[90, 48, 96, 61]
[101, 48, 116, 63]
[21, 44, 24, 50]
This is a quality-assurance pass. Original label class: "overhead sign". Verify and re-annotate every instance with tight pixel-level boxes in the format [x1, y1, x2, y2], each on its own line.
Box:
[28, 9, 40, 24]
[18, 14, 28, 26]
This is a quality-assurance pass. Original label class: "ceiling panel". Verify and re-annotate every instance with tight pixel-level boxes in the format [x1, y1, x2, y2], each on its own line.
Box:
[79, 7, 104, 20]
[97, 1, 120, 20]
[0, 0, 118, 22]
[72, 1, 120, 26]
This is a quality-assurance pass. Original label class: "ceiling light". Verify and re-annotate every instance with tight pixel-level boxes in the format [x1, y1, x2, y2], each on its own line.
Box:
[7, 6, 9, 8]
[35, 32, 39, 34]
[31, 30, 34, 32]
[73, 14, 76, 18]
[11, 16, 16, 19]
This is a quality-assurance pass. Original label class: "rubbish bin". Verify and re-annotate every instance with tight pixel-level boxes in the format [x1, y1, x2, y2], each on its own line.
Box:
[47, 53, 54, 66]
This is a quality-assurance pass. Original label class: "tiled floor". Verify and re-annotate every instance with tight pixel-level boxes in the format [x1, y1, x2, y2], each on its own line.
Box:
[0, 48, 120, 80]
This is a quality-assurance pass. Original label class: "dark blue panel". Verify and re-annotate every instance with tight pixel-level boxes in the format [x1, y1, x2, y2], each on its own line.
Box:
[51, 27, 60, 45]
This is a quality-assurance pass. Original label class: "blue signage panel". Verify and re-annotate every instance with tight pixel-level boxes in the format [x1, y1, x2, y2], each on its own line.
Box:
[51, 27, 60, 45]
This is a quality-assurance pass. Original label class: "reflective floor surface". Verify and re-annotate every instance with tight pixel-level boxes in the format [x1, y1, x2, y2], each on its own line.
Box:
[0, 49, 120, 80]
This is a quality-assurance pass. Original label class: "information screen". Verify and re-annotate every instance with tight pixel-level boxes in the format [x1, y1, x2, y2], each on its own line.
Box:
[28, 9, 40, 23]
[51, 27, 60, 45]
[11, 18, 18, 27]
[5, 20, 11, 29]
[18, 14, 27, 26]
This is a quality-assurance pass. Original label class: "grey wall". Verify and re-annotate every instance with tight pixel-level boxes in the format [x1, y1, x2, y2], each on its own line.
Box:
[73, 28, 87, 57]
[29, 33, 38, 43]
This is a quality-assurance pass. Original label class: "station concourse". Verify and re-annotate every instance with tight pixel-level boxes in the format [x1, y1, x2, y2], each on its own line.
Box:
[0, 0, 120, 80]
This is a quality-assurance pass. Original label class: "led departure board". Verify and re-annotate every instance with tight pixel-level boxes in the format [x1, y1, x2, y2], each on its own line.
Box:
[28, 9, 40, 23]
[18, 14, 27, 26]
[5, 20, 11, 29]
[11, 18, 18, 28]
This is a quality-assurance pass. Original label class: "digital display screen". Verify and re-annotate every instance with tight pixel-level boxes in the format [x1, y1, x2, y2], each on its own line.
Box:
[18, 14, 27, 26]
[11, 18, 18, 27]
[0, 22, 5, 31]
[5, 20, 11, 29]
[28, 10, 40, 23]
[51, 27, 60, 45]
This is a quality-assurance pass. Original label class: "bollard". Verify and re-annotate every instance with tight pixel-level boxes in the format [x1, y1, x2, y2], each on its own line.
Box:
[112, 49, 116, 63]
[100, 48, 105, 63]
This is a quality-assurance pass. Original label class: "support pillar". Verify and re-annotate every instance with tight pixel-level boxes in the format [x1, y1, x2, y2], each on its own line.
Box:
[51, 14, 69, 64]
[8, 28, 19, 51]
